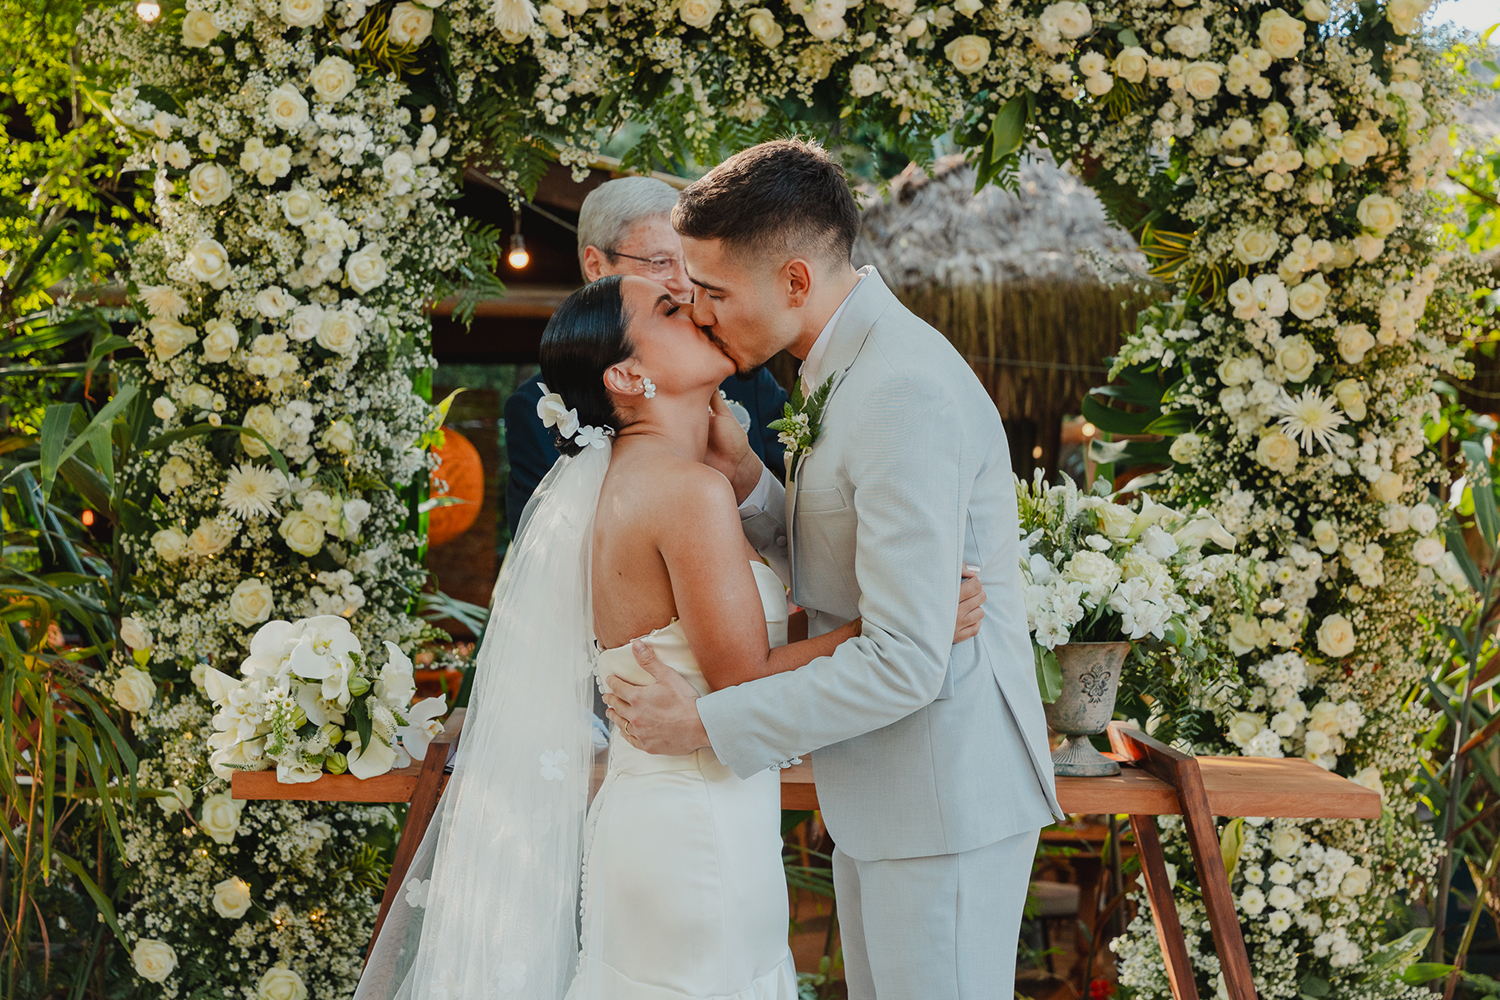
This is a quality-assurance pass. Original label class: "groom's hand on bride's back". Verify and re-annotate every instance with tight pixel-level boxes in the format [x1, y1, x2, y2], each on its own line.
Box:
[604, 640, 713, 756]
[703, 392, 765, 504]
[954, 565, 986, 644]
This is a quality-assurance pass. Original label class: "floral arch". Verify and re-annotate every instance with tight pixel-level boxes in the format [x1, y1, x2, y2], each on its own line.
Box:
[88, 0, 1486, 994]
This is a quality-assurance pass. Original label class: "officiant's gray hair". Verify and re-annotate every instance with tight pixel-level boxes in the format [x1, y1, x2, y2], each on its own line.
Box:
[576, 177, 681, 271]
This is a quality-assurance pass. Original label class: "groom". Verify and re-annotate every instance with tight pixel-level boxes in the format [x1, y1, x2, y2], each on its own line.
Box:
[604, 139, 1062, 999]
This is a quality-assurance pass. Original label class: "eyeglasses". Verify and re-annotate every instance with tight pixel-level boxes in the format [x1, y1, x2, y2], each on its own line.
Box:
[604, 249, 685, 280]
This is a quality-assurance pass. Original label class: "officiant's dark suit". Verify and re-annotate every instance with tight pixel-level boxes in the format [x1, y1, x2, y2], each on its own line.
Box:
[505, 370, 786, 537]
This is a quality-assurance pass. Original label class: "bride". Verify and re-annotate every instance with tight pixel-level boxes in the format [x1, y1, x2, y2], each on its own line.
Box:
[355, 274, 984, 1000]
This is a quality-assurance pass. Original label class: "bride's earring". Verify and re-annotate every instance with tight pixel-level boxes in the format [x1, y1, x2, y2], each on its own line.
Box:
[641, 377, 657, 400]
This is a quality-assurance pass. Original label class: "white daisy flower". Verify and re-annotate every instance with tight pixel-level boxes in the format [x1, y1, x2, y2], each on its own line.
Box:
[219, 463, 287, 519]
[1270, 388, 1347, 453]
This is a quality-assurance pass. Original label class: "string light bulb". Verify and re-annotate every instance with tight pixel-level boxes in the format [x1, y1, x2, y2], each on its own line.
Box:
[507, 232, 530, 270]
[135, 0, 162, 21]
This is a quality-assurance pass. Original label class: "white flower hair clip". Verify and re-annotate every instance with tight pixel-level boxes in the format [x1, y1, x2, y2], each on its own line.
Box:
[536, 383, 613, 450]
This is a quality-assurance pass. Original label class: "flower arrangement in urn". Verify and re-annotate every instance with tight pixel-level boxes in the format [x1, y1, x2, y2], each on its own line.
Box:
[203, 615, 447, 783]
[1017, 472, 1237, 773]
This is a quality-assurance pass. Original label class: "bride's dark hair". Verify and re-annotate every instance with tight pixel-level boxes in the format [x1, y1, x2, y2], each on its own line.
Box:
[539, 275, 634, 456]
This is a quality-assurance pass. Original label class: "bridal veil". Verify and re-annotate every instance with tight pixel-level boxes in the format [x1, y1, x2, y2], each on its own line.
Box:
[355, 443, 609, 1000]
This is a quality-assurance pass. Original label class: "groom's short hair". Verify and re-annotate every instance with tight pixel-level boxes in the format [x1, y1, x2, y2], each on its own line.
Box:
[673, 139, 859, 269]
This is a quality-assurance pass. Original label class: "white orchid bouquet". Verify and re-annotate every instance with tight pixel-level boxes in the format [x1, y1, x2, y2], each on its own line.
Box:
[1016, 472, 1238, 698]
[202, 615, 447, 783]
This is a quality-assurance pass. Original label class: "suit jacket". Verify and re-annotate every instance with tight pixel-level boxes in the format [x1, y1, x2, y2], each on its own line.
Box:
[504, 370, 789, 538]
[697, 270, 1063, 863]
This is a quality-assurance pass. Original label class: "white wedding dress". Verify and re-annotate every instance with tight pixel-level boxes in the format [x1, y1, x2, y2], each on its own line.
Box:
[354, 445, 797, 1000]
[570, 559, 798, 1000]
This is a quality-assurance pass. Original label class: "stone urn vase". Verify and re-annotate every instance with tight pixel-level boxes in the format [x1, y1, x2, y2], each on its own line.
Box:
[1043, 641, 1131, 777]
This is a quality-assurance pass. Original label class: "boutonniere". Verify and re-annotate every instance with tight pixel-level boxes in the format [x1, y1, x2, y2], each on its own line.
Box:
[769, 374, 834, 482]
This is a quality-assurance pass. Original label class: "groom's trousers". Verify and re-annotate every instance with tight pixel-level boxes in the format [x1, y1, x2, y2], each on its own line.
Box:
[832, 827, 1041, 1000]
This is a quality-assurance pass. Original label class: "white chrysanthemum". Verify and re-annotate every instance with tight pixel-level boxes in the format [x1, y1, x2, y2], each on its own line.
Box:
[138, 284, 188, 320]
[220, 464, 287, 519]
[1270, 389, 1347, 453]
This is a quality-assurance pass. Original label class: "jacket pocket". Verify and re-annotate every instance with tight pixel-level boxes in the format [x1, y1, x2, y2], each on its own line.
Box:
[797, 487, 848, 514]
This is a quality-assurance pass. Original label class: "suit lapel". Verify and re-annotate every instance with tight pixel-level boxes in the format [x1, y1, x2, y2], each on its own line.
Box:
[784, 269, 897, 584]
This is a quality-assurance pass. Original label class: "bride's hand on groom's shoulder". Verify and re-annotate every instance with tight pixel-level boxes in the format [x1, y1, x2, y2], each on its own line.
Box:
[604, 640, 713, 756]
[703, 393, 763, 504]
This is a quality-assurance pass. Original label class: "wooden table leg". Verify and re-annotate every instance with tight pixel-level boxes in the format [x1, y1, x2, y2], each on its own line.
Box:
[1109, 725, 1257, 1000]
[1131, 814, 1201, 1000]
[365, 743, 450, 962]
[1174, 763, 1256, 1000]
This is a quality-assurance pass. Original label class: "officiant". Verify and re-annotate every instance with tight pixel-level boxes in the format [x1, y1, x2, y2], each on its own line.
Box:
[504, 176, 789, 538]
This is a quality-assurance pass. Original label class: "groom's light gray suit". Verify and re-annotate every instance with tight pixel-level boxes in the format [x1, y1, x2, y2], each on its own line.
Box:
[697, 269, 1063, 999]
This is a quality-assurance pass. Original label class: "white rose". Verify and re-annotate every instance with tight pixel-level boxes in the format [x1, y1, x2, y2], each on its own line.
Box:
[1084, 71, 1114, 95]
[1040, 1, 1092, 38]
[309, 55, 357, 103]
[1353, 233, 1385, 263]
[679, 0, 720, 27]
[1256, 431, 1298, 474]
[388, 2, 434, 44]
[189, 518, 233, 557]
[153, 396, 177, 421]
[1302, 0, 1329, 20]
[1094, 503, 1136, 538]
[849, 64, 882, 97]
[113, 666, 156, 713]
[200, 791, 244, 844]
[282, 188, 320, 227]
[150, 318, 197, 361]
[229, 578, 275, 628]
[322, 420, 356, 453]
[288, 303, 323, 342]
[1233, 228, 1278, 265]
[1352, 765, 1385, 798]
[120, 615, 152, 651]
[1410, 502, 1440, 535]
[186, 238, 232, 289]
[1357, 194, 1401, 237]
[1336, 323, 1375, 364]
[746, 8, 783, 46]
[254, 287, 294, 319]
[1181, 61, 1222, 101]
[345, 245, 387, 294]
[1287, 278, 1329, 322]
[151, 527, 188, 562]
[954, 0, 982, 14]
[1270, 827, 1301, 860]
[1340, 129, 1378, 168]
[131, 940, 178, 983]
[267, 85, 310, 131]
[1275, 335, 1317, 381]
[1113, 46, 1148, 83]
[242, 404, 284, 457]
[212, 876, 253, 919]
[181, 10, 219, 46]
[1311, 519, 1339, 553]
[1412, 535, 1445, 565]
[1260, 101, 1290, 138]
[944, 34, 991, 74]
[1387, 0, 1424, 34]
[1228, 617, 1264, 655]
[316, 308, 363, 355]
[279, 510, 327, 557]
[1168, 432, 1201, 464]
[1323, 379, 1365, 423]
[257, 967, 308, 1000]
[1315, 613, 1356, 657]
[1229, 712, 1264, 745]
[1257, 9, 1306, 59]
[282, 0, 324, 27]
[188, 162, 233, 206]
[1372, 470, 1405, 503]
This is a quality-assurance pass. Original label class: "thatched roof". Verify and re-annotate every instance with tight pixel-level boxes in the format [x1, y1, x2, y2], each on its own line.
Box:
[853, 153, 1147, 288]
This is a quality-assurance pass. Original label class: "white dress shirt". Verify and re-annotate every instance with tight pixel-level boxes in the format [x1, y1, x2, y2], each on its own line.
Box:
[738, 265, 872, 519]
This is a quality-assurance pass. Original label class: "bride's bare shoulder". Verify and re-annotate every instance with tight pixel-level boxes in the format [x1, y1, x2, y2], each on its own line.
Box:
[608, 444, 736, 521]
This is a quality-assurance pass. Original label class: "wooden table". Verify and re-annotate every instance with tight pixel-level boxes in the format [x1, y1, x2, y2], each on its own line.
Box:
[234, 718, 1380, 998]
